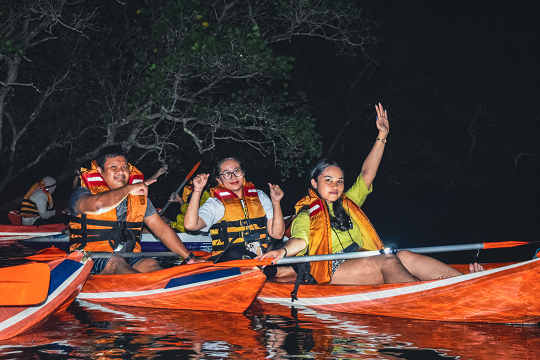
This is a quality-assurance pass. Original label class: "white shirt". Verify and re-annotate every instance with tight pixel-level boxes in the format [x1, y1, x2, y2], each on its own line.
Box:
[22, 190, 56, 225]
[198, 190, 273, 232]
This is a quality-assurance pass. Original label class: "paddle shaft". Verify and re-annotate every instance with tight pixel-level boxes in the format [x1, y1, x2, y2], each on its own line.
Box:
[159, 160, 201, 216]
[88, 241, 526, 261]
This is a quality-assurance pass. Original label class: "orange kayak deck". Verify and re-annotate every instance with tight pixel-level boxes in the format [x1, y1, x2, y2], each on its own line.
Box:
[78, 263, 266, 313]
[258, 259, 540, 324]
[0, 252, 93, 340]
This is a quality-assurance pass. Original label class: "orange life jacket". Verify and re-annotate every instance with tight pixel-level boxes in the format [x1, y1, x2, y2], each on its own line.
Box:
[20, 181, 53, 218]
[69, 161, 147, 253]
[209, 182, 268, 256]
[294, 189, 384, 284]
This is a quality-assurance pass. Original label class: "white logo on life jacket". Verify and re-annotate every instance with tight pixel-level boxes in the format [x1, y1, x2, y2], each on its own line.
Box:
[220, 191, 231, 196]
[132, 179, 143, 184]
[309, 204, 320, 214]
[87, 177, 103, 182]
[248, 189, 257, 193]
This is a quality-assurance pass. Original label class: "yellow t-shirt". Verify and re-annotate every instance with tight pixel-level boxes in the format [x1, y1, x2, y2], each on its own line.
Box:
[291, 174, 372, 255]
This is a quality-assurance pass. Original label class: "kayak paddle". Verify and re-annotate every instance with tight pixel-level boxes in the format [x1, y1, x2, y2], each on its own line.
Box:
[159, 160, 202, 216]
[0, 263, 50, 306]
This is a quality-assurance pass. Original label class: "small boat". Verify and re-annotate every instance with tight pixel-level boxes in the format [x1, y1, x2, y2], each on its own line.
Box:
[0, 223, 65, 241]
[78, 262, 266, 313]
[20, 232, 212, 252]
[0, 251, 93, 340]
[257, 259, 540, 324]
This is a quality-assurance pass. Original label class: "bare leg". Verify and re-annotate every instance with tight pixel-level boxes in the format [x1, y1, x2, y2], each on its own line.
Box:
[99, 256, 140, 275]
[133, 258, 162, 273]
[396, 251, 462, 280]
[331, 254, 417, 285]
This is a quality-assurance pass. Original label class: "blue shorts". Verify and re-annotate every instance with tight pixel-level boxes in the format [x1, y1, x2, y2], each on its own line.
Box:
[91, 256, 144, 275]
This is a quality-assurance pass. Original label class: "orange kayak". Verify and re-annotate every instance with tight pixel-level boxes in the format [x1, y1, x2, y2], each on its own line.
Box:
[258, 258, 540, 324]
[0, 223, 65, 240]
[78, 263, 266, 313]
[0, 252, 93, 340]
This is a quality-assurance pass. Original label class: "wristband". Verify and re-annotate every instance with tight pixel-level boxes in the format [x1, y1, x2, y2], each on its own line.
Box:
[282, 247, 288, 258]
[185, 252, 195, 262]
[376, 137, 387, 144]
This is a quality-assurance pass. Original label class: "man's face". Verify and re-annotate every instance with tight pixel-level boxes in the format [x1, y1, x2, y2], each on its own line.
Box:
[98, 156, 129, 190]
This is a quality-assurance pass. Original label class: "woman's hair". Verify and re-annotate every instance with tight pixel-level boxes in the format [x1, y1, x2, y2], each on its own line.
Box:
[309, 158, 351, 231]
[214, 157, 242, 177]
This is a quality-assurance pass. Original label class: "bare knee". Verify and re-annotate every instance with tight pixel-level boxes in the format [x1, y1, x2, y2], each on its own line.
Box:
[396, 250, 415, 263]
[100, 255, 132, 275]
[133, 258, 162, 273]
[380, 254, 406, 269]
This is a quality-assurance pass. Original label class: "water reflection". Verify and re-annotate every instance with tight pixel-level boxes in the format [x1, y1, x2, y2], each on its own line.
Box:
[1, 298, 538, 359]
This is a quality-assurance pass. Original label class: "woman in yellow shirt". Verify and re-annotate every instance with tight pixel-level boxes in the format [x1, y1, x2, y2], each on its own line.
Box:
[259, 104, 482, 285]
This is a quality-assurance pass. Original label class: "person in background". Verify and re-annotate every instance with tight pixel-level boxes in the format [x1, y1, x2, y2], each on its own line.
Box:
[169, 179, 211, 234]
[20, 176, 69, 225]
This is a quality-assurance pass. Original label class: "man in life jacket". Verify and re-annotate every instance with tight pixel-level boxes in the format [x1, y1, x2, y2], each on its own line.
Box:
[69, 145, 205, 275]
[184, 157, 285, 263]
[21, 176, 69, 226]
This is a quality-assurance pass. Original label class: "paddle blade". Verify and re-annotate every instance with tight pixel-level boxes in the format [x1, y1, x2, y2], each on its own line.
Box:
[185, 160, 202, 180]
[0, 263, 50, 306]
[483, 241, 531, 249]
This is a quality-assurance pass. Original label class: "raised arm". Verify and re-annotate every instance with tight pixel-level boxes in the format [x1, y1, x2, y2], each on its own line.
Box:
[361, 103, 390, 190]
[75, 182, 151, 215]
[183, 174, 209, 231]
[146, 165, 168, 182]
[266, 183, 285, 239]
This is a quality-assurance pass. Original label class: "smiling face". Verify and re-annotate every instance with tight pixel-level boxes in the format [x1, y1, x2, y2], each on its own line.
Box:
[217, 159, 245, 197]
[311, 165, 344, 204]
[97, 155, 130, 190]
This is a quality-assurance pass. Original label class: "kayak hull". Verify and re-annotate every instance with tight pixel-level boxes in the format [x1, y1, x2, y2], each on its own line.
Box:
[258, 258, 540, 324]
[0, 223, 65, 240]
[0, 252, 92, 340]
[78, 264, 266, 313]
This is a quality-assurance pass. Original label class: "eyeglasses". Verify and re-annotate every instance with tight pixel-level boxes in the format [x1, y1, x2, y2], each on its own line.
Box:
[219, 168, 243, 180]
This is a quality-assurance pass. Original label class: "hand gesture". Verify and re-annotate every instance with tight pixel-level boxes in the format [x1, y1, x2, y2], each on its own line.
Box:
[168, 192, 182, 203]
[156, 165, 168, 176]
[375, 103, 389, 135]
[268, 183, 284, 203]
[129, 182, 149, 196]
[192, 174, 209, 193]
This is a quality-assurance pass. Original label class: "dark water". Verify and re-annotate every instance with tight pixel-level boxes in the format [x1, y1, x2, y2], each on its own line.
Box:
[1, 241, 540, 359]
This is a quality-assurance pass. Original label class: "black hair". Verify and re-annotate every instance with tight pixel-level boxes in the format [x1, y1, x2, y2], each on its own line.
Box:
[96, 145, 126, 169]
[213, 157, 243, 181]
[309, 158, 351, 231]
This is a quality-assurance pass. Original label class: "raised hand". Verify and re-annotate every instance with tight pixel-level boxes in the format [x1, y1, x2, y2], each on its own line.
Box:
[375, 103, 389, 135]
[192, 174, 210, 192]
[268, 183, 284, 203]
[156, 165, 168, 176]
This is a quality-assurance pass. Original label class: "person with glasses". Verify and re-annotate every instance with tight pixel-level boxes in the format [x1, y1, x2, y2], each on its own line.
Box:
[184, 157, 285, 262]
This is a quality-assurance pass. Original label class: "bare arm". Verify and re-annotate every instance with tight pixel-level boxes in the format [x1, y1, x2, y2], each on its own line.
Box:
[361, 103, 390, 190]
[266, 183, 285, 239]
[144, 213, 205, 263]
[256, 237, 307, 264]
[146, 165, 168, 182]
[75, 182, 150, 215]
[183, 174, 209, 231]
